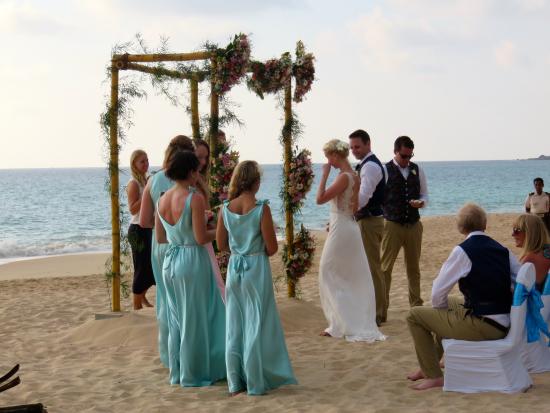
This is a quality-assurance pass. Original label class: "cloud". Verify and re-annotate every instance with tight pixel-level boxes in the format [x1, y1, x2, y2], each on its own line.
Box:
[513, 0, 547, 12]
[79, 0, 306, 17]
[0, 1, 71, 35]
[494, 41, 517, 66]
[349, 7, 467, 72]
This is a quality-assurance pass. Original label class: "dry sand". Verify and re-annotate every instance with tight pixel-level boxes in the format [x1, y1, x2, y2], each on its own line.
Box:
[1, 213, 550, 412]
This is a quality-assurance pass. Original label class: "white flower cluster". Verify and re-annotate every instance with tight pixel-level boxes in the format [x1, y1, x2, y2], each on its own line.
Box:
[335, 140, 348, 152]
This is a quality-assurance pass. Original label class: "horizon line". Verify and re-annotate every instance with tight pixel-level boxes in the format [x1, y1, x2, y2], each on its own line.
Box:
[1, 158, 549, 171]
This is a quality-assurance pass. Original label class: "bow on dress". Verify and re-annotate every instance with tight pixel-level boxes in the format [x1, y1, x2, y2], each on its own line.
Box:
[513, 283, 550, 344]
[231, 254, 250, 280]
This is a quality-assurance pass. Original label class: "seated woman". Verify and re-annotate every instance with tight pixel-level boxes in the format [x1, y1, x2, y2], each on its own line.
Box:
[406, 203, 521, 390]
[512, 213, 550, 291]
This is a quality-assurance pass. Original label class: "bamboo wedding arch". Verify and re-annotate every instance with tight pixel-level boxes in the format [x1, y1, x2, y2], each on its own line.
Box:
[106, 39, 311, 311]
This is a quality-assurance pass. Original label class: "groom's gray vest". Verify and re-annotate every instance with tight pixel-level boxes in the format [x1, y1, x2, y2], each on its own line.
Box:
[354, 154, 386, 221]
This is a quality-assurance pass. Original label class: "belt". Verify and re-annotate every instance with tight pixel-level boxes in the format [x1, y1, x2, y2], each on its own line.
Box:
[478, 316, 509, 333]
[464, 308, 509, 333]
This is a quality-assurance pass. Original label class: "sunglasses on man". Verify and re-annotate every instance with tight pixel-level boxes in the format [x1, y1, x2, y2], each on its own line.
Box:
[398, 152, 414, 160]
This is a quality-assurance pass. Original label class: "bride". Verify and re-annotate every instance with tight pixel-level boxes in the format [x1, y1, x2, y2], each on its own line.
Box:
[316, 139, 386, 342]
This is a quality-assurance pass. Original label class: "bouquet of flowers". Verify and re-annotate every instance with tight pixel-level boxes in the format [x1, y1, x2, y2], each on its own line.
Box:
[283, 148, 314, 214]
[282, 225, 315, 280]
[211, 33, 251, 95]
[216, 251, 231, 282]
[292, 41, 315, 103]
[210, 134, 239, 207]
[247, 53, 292, 99]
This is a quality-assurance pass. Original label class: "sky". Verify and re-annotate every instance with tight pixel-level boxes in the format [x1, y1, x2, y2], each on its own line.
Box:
[1, 0, 549, 168]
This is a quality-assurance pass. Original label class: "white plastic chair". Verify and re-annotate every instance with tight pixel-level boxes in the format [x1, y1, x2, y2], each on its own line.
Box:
[520, 270, 550, 373]
[442, 263, 534, 393]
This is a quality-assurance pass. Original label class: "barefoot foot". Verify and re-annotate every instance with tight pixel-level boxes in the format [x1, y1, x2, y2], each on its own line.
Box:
[410, 377, 444, 390]
[133, 294, 143, 310]
[319, 331, 332, 337]
[406, 370, 426, 381]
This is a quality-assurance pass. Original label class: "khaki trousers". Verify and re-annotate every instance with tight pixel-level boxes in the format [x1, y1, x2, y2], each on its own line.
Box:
[380, 220, 423, 318]
[358, 216, 385, 322]
[406, 297, 507, 378]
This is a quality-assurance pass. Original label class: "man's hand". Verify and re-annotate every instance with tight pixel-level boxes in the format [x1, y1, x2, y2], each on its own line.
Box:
[409, 199, 425, 208]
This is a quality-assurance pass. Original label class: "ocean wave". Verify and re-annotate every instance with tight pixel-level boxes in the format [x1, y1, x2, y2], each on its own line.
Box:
[0, 238, 111, 260]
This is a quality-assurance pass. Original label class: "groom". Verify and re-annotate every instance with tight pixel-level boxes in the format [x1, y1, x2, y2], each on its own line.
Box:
[349, 129, 387, 326]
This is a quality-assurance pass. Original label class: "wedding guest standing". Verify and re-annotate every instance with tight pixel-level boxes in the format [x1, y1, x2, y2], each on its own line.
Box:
[512, 213, 550, 291]
[127, 149, 155, 310]
[316, 139, 385, 342]
[406, 203, 520, 390]
[217, 160, 297, 395]
[156, 150, 226, 386]
[349, 129, 387, 326]
[525, 177, 550, 233]
[195, 138, 226, 302]
[139, 135, 194, 367]
[381, 136, 428, 319]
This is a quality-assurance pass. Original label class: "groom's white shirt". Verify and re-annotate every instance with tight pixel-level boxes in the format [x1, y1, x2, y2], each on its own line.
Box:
[357, 152, 383, 210]
[430, 231, 521, 327]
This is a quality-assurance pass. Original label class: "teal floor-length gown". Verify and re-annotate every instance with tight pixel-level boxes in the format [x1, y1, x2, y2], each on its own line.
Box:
[149, 170, 173, 367]
[158, 189, 226, 386]
[222, 200, 297, 395]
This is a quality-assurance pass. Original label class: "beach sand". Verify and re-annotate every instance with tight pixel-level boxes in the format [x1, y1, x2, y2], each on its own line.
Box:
[1, 213, 550, 412]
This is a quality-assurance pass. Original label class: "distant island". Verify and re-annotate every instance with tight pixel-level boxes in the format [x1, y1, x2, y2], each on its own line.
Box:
[527, 155, 550, 160]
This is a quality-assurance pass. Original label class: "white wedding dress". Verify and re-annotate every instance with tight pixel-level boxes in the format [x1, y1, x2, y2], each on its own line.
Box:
[319, 172, 386, 342]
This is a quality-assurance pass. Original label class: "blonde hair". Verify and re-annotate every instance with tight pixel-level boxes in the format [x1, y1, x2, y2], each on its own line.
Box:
[323, 139, 349, 158]
[228, 161, 261, 200]
[163, 135, 194, 169]
[130, 149, 148, 187]
[456, 203, 487, 235]
[513, 214, 550, 259]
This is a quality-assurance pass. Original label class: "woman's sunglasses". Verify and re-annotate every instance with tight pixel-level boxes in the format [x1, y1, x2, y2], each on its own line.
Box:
[512, 227, 524, 235]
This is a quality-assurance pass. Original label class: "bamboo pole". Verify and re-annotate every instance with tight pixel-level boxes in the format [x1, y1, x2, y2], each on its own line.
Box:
[283, 80, 295, 298]
[209, 57, 220, 164]
[123, 62, 207, 81]
[113, 52, 212, 63]
[190, 79, 200, 139]
[109, 64, 121, 312]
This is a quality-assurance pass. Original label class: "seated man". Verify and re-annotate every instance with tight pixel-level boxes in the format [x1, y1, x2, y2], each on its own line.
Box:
[406, 203, 521, 390]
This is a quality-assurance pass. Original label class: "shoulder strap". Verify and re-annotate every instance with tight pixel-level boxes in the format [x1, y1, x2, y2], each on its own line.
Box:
[184, 190, 194, 212]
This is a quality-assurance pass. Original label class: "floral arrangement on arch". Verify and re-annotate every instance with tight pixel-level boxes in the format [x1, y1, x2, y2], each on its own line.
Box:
[282, 225, 315, 281]
[292, 41, 315, 103]
[246, 52, 292, 99]
[282, 148, 314, 214]
[211, 33, 251, 95]
[210, 133, 239, 207]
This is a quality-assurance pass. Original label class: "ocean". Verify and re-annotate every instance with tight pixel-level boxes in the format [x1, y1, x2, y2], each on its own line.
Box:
[0, 160, 548, 262]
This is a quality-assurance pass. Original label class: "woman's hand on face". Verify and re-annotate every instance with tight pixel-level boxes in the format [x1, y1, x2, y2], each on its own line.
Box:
[322, 163, 331, 177]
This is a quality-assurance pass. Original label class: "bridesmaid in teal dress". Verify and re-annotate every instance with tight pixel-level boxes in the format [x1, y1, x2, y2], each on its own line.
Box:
[155, 150, 226, 386]
[217, 160, 297, 395]
[139, 135, 194, 368]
